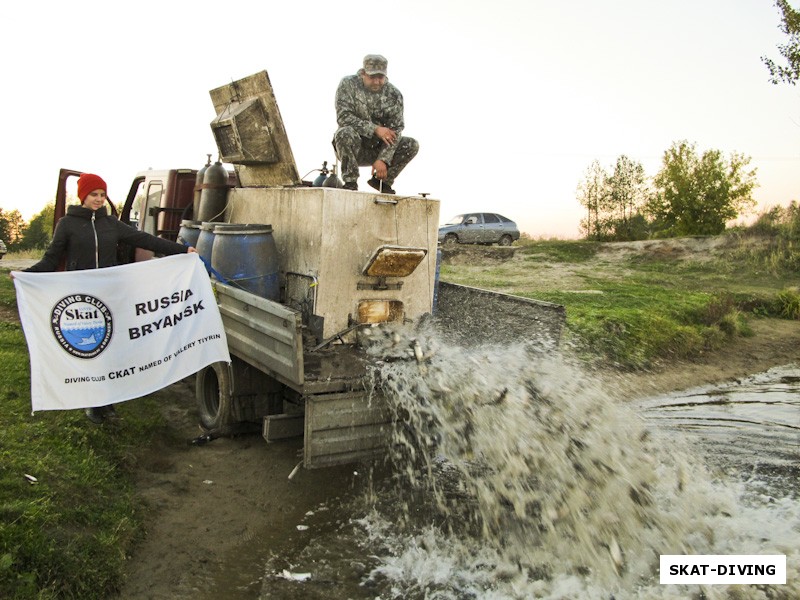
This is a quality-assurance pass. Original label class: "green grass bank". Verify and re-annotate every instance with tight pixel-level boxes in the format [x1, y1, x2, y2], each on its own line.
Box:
[440, 232, 800, 368]
[0, 268, 181, 599]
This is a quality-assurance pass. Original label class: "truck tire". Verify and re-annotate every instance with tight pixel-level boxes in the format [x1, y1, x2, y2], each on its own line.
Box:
[196, 361, 233, 431]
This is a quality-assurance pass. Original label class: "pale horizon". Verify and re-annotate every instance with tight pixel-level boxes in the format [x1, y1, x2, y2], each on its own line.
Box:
[2, 0, 798, 240]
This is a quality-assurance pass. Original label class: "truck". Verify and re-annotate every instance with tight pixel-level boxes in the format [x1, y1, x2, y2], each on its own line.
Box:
[54, 70, 566, 469]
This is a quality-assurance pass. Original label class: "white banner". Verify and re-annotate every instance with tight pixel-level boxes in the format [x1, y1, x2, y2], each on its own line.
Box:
[13, 254, 230, 412]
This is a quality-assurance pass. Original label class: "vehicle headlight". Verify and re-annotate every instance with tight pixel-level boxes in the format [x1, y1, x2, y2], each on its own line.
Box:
[357, 300, 404, 323]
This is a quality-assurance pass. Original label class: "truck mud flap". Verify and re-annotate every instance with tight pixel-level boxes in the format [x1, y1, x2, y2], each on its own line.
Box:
[213, 281, 304, 387]
[304, 390, 392, 469]
[435, 281, 566, 349]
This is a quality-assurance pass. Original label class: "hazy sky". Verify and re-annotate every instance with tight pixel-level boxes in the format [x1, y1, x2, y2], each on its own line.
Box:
[2, 0, 798, 238]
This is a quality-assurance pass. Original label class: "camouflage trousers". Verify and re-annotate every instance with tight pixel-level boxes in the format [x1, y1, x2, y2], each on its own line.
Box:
[333, 126, 419, 185]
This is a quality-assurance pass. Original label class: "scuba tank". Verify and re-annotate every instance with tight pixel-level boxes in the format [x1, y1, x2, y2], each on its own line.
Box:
[312, 161, 330, 187]
[322, 162, 344, 188]
[196, 160, 229, 222]
[192, 154, 212, 220]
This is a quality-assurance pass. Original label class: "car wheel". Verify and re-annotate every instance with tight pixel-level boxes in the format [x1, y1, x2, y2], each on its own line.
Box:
[443, 233, 458, 246]
[196, 361, 233, 431]
[498, 235, 513, 246]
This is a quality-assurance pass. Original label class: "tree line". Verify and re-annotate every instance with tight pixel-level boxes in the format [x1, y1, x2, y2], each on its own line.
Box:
[0, 204, 54, 252]
[577, 140, 758, 241]
[577, 0, 798, 242]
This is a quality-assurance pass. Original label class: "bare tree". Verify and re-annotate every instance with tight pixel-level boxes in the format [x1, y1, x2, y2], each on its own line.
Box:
[577, 160, 609, 239]
[607, 155, 650, 239]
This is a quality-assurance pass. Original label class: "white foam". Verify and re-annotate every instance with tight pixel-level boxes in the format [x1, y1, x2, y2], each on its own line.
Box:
[353, 324, 800, 599]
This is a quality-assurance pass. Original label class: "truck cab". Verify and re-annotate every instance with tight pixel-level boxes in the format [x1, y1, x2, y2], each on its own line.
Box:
[54, 168, 197, 239]
[119, 169, 197, 240]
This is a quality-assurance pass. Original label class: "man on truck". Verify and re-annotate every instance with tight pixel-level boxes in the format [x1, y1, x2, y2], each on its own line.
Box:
[333, 54, 419, 194]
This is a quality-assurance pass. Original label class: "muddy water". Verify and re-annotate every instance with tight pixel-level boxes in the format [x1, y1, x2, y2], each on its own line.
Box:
[252, 328, 799, 599]
[635, 367, 800, 497]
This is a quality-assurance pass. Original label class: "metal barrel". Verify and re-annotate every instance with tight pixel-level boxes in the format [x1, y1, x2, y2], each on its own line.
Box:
[177, 220, 202, 248]
[211, 224, 279, 300]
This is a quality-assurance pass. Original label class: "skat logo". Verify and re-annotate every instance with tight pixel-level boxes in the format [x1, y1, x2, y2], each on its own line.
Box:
[51, 294, 114, 359]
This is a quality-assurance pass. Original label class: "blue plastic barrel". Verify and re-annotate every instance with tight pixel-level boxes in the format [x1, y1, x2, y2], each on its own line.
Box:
[211, 224, 279, 300]
[177, 220, 202, 248]
[196, 222, 218, 272]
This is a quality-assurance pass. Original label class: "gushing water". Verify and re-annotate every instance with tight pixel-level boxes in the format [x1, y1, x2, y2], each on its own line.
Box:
[350, 323, 799, 599]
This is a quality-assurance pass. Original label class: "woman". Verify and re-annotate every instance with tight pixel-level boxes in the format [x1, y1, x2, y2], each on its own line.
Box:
[24, 172, 198, 423]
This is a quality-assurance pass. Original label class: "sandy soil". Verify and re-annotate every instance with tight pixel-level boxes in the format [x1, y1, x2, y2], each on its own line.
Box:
[6, 248, 800, 599]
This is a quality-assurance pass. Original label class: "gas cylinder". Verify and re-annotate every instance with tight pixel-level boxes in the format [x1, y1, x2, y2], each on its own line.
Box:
[312, 161, 329, 187]
[192, 154, 212, 219]
[323, 164, 343, 188]
[196, 161, 229, 222]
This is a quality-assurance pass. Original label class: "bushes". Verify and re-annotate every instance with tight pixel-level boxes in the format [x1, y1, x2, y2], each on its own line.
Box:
[727, 201, 800, 275]
[777, 288, 800, 319]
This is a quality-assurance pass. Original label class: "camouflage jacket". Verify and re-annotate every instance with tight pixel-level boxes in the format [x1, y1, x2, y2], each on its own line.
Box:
[335, 74, 405, 164]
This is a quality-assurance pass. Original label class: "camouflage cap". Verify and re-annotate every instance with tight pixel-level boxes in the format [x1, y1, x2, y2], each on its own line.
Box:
[363, 54, 388, 76]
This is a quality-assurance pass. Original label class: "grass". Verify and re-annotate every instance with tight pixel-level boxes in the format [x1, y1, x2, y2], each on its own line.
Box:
[0, 267, 177, 599]
[441, 232, 799, 368]
[2, 250, 44, 261]
[517, 239, 601, 263]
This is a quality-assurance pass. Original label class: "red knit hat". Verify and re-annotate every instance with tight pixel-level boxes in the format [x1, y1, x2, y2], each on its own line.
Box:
[77, 173, 107, 202]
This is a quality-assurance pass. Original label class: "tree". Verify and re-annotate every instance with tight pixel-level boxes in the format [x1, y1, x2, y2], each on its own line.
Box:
[577, 160, 611, 239]
[607, 155, 650, 240]
[0, 208, 26, 250]
[577, 157, 650, 241]
[19, 203, 55, 251]
[650, 141, 758, 236]
[762, 0, 800, 85]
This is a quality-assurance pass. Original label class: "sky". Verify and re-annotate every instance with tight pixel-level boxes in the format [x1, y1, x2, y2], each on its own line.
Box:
[1, 0, 798, 239]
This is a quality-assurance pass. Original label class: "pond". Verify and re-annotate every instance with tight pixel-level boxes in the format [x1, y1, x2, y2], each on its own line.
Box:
[635, 365, 800, 499]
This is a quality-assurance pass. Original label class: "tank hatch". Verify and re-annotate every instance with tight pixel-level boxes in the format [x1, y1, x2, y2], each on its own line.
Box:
[362, 245, 427, 278]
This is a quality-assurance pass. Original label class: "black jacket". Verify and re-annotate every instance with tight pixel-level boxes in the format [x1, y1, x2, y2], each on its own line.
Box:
[25, 205, 188, 272]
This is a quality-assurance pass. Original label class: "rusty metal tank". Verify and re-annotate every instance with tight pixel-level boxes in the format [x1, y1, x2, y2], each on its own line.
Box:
[196, 161, 229, 222]
[192, 156, 212, 219]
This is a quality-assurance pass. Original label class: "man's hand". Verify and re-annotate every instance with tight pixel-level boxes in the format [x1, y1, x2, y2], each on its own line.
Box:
[372, 160, 389, 180]
[375, 126, 397, 146]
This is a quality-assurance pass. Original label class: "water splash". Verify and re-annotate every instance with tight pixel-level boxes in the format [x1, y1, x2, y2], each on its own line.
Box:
[354, 323, 799, 599]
